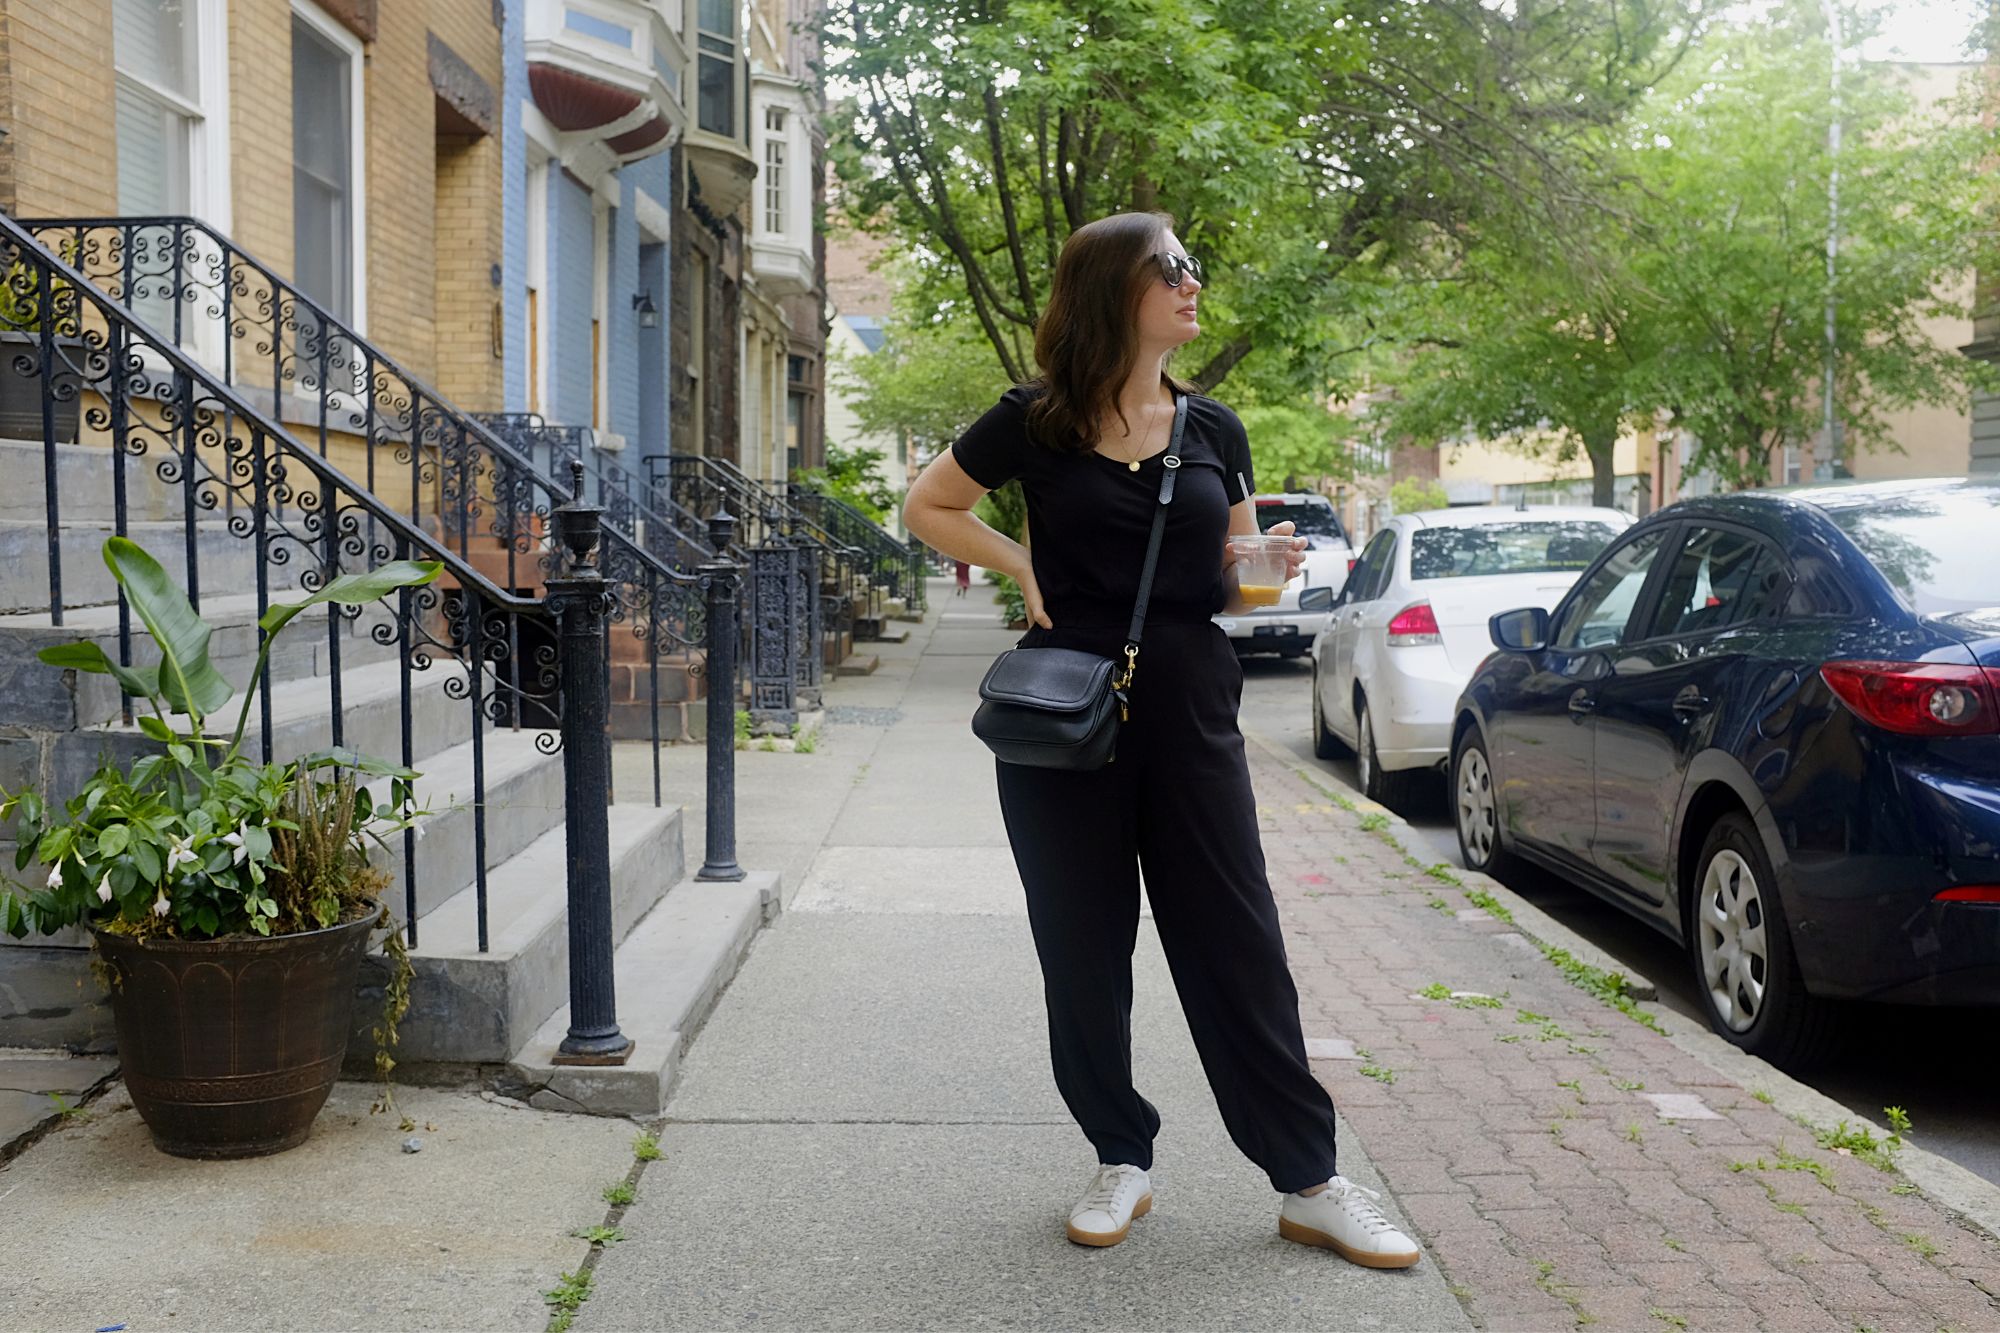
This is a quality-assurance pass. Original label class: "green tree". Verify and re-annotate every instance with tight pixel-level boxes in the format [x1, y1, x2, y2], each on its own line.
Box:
[1389, 477, 1450, 515]
[827, 0, 1706, 401]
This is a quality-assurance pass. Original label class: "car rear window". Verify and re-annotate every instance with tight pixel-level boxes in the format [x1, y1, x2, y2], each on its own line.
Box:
[1823, 489, 2000, 614]
[1255, 501, 1346, 547]
[1409, 521, 1623, 581]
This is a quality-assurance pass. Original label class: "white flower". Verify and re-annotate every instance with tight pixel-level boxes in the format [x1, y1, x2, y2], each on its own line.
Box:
[96, 871, 113, 904]
[165, 834, 199, 875]
[221, 827, 250, 866]
[45, 859, 64, 891]
[151, 888, 170, 918]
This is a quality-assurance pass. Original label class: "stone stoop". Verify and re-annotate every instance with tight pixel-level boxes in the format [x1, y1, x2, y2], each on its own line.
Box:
[836, 652, 880, 678]
[497, 870, 781, 1116]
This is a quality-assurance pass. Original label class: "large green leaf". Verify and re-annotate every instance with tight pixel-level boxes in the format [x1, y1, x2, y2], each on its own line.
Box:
[102, 538, 233, 720]
[36, 640, 162, 703]
[258, 561, 443, 637]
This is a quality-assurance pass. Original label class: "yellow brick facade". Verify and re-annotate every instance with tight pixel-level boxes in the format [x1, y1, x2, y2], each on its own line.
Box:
[0, 0, 503, 405]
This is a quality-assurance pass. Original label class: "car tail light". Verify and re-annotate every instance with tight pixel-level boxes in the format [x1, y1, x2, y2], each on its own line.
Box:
[1934, 886, 2000, 904]
[1820, 661, 2000, 737]
[1387, 601, 1442, 647]
[1347, 557, 1359, 575]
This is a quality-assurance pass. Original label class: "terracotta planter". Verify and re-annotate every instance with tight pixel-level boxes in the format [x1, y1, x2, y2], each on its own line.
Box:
[93, 910, 379, 1159]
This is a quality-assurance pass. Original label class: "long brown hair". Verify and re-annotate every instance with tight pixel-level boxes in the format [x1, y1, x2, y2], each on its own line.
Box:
[1026, 211, 1194, 452]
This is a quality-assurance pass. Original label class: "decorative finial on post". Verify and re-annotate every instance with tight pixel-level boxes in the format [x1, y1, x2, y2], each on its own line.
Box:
[555, 458, 602, 578]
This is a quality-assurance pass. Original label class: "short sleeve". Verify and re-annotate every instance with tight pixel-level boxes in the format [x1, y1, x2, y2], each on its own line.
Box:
[1214, 400, 1255, 503]
[950, 388, 1036, 491]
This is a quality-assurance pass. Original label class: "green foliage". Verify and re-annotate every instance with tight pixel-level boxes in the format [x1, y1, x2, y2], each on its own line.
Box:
[544, 1270, 593, 1316]
[571, 1226, 625, 1247]
[834, 306, 1012, 461]
[1389, 477, 1450, 516]
[602, 1180, 637, 1206]
[793, 442, 902, 526]
[985, 570, 1028, 628]
[633, 1131, 662, 1162]
[0, 539, 439, 944]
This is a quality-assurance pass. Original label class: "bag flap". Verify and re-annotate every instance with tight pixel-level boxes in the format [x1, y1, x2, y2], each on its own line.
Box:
[977, 647, 1115, 711]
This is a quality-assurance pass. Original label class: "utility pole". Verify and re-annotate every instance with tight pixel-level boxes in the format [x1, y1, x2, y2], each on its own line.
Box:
[1818, 0, 1844, 482]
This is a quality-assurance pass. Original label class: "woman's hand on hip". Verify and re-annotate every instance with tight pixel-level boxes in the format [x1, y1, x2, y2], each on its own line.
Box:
[1018, 565, 1054, 629]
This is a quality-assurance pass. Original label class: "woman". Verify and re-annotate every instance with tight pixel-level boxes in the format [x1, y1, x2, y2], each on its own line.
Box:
[902, 213, 1422, 1269]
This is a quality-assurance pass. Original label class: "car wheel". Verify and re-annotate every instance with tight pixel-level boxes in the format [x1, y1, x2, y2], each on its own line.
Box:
[1312, 664, 1348, 760]
[1357, 698, 1414, 808]
[1689, 812, 1835, 1068]
[1452, 727, 1514, 877]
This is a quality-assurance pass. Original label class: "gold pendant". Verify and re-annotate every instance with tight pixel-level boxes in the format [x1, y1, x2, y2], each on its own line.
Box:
[1128, 459, 1141, 472]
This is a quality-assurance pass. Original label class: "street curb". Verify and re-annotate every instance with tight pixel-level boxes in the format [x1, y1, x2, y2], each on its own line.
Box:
[1245, 726, 2000, 1246]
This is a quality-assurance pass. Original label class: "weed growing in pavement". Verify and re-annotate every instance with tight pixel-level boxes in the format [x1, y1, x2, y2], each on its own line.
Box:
[570, 1226, 625, 1247]
[1791, 1252, 1818, 1265]
[1454, 993, 1504, 1010]
[1427, 895, 1457, 914]
[545, 1270, 592, 1327]
[1771, 1144, 1834, 1190]
[1496, 1033, 1523, 1043]
[45, 1092, 89, 1122]
[602, 1180, 637, 1206]
[1293, 770, 1358, 813]
[1650, 1311, 1689, 1330]
[1891, 1182, 1921, 1197]
[1531, 1258, 1593, 1324]
[733, 709, 753, 748]
[795, 729, 819, 754]
[1663, 1236, 1687, 1252]
[1557, 1078, 1585, 1103]
[633, 1130, 661, 1162]
[1424, 863, 1460, 885]
[1360, 1062, 1397, 1085]
[1902, 1232, 1941, 1259]
[1612, 1077, 1646, 1092]
[1773, 1199, 1806, 1217]
[1752, 1088, 1774, 1105]
[1626, 1123, 1644, 1144]
[1359, 812, 1390, 833]
[1535, 945, 1666, 1034]
[1418, 982, 1452, 1000]
[1816, 1115, 1908, 1172]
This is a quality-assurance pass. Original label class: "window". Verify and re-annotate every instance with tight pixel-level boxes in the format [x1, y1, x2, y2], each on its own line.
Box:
[1824, 486, 2000, 615]
[1254, 500, 1348, 547]
[1409, 521, 1623, 582]
[1345, 530, 1396, 603]
[1641, 527, 1786, 639]
[1553, 529, 1667, 652]
[785, 390, 803, 477]
[292, 11, 359, 321]
[763, 108, 787, 234]
[695, 0, 737, 137]
[114, 0, 199, 213]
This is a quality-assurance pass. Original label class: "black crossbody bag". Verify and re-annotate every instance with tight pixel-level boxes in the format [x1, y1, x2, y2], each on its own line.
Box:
[971, 393, 1188, 770]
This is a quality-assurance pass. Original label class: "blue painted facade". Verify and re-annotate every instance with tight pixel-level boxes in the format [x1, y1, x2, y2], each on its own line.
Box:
[498, 0, 675, 460]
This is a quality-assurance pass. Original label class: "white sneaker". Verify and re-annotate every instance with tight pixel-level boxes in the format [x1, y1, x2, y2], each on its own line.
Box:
[1279, 1176, 1422, 1269]
[1066, 1163, 1153, 1247]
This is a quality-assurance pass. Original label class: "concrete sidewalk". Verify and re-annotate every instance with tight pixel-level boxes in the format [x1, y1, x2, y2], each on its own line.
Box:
[580, 582, 1470, 1330]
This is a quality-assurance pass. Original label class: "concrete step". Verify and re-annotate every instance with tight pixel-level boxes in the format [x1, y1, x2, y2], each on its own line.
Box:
[835, 652, 879, 677]
[498, 870, 780, 1115]
[0, 438, 201, 527]
[0, 517, 311, 615]
[377, 727, 568, 924]
[363, 803, 687, 1065]
[0, 591, 401, 734]
[859, 623, 911, 645]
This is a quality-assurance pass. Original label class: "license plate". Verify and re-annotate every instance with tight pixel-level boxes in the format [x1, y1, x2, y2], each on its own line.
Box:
[1253, 624, 1298, 637]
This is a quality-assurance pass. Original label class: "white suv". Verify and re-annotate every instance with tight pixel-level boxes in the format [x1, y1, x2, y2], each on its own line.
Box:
[1213, 493, 1354, 658]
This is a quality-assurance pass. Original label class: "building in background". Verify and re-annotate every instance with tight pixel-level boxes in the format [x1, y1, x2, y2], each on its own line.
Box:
[821, 224, 911, 530]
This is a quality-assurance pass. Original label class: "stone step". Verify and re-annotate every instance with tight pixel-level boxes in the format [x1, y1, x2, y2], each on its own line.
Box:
[499, 870, 779, 1115]
[0, 438, 201, 527]
[0, 591, 401, 734]
[362, 803, 687, 1065]
[0, 517, 311, 616]
[859, 623, 911, 645]
[835, 652, 879, 677]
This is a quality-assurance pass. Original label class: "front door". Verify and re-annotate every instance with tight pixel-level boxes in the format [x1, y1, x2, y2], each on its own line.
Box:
[1498, 527, 1671, 869]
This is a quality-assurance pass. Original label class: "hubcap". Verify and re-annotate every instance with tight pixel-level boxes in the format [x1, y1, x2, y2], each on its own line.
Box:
[1457, 746, 1497, 866]
[1697, 849, 1770, 1033]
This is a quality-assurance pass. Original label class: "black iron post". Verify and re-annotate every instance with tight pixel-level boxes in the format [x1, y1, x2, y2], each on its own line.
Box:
[747, 504, 798, 732]
[547, 460, 634, 1065]
[697, 508, 746, 882]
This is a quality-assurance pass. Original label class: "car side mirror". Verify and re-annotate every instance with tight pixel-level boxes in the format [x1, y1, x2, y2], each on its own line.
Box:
[1299, 586, 1335, 613]
[1489, 606, 1550, 653]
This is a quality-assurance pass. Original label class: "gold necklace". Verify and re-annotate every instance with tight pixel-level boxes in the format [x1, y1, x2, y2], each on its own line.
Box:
[1117, 400, 1166, 472]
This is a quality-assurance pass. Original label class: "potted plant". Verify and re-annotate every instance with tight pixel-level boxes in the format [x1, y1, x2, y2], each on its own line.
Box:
[0, 241, 83, 442]
[0, 536, 441, 1159]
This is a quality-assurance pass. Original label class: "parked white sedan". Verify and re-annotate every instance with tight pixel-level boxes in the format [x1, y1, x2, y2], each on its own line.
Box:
[1304, 505, 1631, 805]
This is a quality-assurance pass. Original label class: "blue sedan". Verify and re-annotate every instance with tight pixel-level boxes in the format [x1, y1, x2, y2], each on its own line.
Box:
[1451, 479, 2000, 1066]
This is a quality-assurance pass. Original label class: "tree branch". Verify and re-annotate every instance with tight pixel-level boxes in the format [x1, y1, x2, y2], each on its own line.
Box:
[982, 84, 1039, 318]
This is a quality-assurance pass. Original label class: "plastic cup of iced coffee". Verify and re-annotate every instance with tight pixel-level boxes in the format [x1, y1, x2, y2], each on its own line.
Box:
[1229, 534, 1296, 607]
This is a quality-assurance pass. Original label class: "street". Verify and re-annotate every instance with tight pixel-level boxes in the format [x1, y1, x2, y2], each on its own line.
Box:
[1236, 652, 2000, 1191]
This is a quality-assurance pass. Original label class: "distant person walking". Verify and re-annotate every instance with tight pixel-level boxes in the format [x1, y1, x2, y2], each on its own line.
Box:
[902, 213, 1421, 1269]
[954, 559, 971, 597]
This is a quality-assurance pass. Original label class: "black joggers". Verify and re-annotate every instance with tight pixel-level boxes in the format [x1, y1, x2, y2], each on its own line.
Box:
[995, 619, 1339, 1194]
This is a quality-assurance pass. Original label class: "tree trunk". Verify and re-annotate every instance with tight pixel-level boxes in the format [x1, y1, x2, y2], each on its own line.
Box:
[1584, 426, 1618, 509]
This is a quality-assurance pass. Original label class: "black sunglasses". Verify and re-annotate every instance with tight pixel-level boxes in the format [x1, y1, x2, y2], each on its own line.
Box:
[1156, 252, 1204, 288]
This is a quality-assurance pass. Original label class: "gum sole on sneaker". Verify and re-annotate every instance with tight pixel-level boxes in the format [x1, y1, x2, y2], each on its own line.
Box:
[1278, 1215, 1422, 1269]
[1066, 1192, 1153, 1247]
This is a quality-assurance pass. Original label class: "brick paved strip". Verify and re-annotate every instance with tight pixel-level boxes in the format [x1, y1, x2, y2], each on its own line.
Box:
[1244, 739, 2000, 1332]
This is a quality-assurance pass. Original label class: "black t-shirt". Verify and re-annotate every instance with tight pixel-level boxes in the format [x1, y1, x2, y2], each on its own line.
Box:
[952, 385, 1255, 627]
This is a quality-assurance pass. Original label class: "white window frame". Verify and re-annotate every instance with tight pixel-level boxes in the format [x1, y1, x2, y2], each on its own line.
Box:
[689, 0, 742, 141]
[762, 106, 787, 237]
[289, 0, 368, 333]
[525, 152, 552, 417]
[592, 196, 611, 434]
[112, 0, 234, 227]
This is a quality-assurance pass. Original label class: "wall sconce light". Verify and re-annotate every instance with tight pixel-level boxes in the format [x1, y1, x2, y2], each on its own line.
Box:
[632, 291, 659, 328]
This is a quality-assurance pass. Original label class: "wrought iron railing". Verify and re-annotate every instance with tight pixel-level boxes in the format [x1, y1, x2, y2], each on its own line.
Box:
[0, 214, 734, 991]
[789, 485, 928, 618]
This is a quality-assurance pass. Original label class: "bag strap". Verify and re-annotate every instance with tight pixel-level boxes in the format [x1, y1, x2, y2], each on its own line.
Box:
[1121, 392, 1190, 664]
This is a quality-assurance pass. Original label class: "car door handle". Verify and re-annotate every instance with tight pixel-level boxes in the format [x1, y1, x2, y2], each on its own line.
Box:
[1672, 687, 1711, 718]
[1567, 689, 1596, 717]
